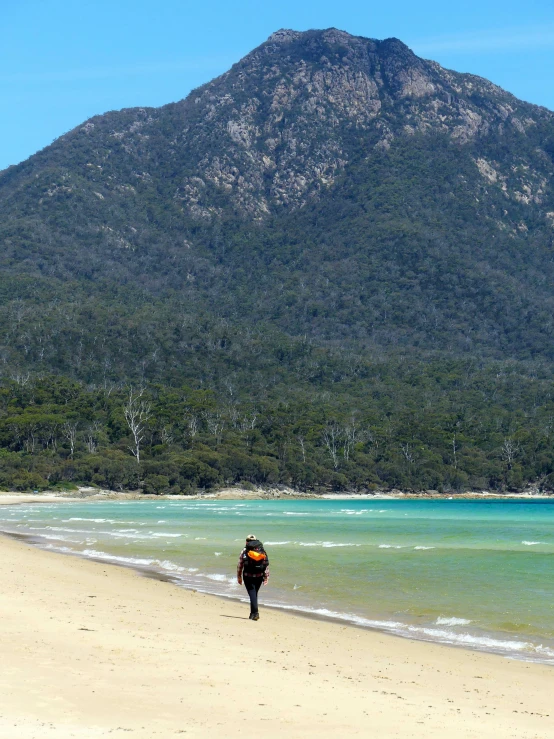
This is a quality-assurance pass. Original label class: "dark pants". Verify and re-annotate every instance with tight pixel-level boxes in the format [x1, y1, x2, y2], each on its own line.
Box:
[244, 576, 263, 615]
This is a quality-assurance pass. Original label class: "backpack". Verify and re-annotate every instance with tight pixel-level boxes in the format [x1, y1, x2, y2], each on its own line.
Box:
[243, 540, 268, 575]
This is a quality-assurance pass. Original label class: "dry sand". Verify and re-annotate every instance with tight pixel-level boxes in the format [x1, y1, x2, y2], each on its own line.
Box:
[0, 535, 552, 738]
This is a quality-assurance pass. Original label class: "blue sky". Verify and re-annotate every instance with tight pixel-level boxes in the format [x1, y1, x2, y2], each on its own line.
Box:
[2, 0, 553, 170]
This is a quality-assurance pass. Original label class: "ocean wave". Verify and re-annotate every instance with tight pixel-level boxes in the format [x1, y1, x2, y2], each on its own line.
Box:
[265, 541, 291, 545]
[322, 542, 359, 548]
[202, 573, 239, 586]
[340, 508, 386, 514]
[522, 541, 543, 546]
[378, 544, 404, 549]
[64, 518, 113, 523]
[414, 546, 435, 550]
[81, 549, 158, 567]
[261, 604, 554, 662]
[74, 548, 199, 577]
[295, 541, 360, 548]
[436, 617, 472, 626]
[27, 525, 161, 541]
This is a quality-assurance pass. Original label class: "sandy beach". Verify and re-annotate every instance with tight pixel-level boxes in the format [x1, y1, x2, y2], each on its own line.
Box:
[1, 487, 552, 507]
[0, 534, 552, 738]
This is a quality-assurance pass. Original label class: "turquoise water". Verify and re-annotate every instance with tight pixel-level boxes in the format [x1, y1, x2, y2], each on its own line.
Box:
[1, 498, 553, 663]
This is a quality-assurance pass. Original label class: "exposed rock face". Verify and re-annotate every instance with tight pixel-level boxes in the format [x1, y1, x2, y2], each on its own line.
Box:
[166, 28, 550, 218]
[12, 28, 549, 224]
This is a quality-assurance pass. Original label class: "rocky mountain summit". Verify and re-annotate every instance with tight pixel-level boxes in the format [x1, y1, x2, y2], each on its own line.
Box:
[5, 28, 551, 222]
[1, 28, 554, 379]
[174, 27, 549, 217]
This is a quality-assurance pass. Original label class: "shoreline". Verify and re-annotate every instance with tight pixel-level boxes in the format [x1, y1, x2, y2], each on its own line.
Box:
[0, 533, 552, 737]
[1, 486, 553, 505]
[2, 522, 553, 668]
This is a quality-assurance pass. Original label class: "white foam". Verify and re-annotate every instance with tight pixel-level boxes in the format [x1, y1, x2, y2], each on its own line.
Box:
[378, 544, 404, 549]
[214, 552, 222, 556]
[321, 542, 358, 548]
[81, 549, 157, 567]
[265, 541, 291, 545]
[414, 546, 435, 550]
[64, 518, 112, 523]
[296, 541, 360, 548]
[522, 541, 543, 546]
[260, 603, 554, 662]
[201, 573, 238, 587]
[436, 617, 472, 626]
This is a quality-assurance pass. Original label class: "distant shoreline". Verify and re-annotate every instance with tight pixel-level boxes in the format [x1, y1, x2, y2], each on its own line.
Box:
[1, 486, 553, 506]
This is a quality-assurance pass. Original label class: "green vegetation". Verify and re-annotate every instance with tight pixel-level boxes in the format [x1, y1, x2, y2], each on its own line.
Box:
[2, 354, 554, 493]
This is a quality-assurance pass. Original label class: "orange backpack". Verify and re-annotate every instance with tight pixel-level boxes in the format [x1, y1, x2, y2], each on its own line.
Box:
[244, 541, 268, 574]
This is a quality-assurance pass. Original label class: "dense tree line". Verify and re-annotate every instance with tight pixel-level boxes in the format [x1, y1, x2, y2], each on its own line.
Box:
[2, 352, 554, 493]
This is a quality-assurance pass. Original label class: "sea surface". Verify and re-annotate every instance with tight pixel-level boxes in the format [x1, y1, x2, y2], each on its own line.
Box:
[1, 498, 553, 664]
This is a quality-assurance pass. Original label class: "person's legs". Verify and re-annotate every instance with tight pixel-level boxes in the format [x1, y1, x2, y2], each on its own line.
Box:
[243, 577, 262, 618]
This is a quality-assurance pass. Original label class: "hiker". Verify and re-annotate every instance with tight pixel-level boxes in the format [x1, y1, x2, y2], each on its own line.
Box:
[237, 534, 269, 621]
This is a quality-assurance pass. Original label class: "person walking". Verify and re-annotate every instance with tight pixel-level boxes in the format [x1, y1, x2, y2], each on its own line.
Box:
[237, 534, 269, 621]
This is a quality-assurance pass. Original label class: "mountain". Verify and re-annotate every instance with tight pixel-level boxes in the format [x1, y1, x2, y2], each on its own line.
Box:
[2, 29, 554, 494]
[2, 28, 554, 373]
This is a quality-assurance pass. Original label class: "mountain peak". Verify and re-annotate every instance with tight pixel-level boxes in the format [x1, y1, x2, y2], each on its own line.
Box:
[262, 27, 412, 56]
[266, 28, 303, 44]
[11, 25, 547, 226]
[160, 26, 545, 218]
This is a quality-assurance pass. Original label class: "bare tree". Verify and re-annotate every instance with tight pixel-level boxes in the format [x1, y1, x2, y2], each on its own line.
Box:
[227, 405, 240, 429]
[400, 443, 416, 465]
[124, 388, 151, 464]
[160, 426, 174, 446]
[85, 421, 102, 454]
[452, 433, 458, 470]
[203, 411, 225, 446]
[11, 372, 30, 386]
[62, 421, 78, 459]
[323, 423, 341, 470]
[501, 438, 519, 469]
[297, 434, 306, 463]
[240, 413, 258, 432]
[342, 417, 363, 462]
[187, 415, 199, 439]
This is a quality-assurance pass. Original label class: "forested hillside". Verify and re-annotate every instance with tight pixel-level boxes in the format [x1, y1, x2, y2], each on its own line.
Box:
[1, 28, 554, 493]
